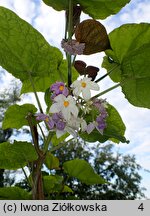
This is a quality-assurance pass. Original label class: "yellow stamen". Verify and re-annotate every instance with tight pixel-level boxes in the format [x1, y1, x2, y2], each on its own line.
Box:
[45, 117, 49, 122]
[64, 101, 69, 107]
[81, 82, 86, 88]
[59, 85, 64, 91]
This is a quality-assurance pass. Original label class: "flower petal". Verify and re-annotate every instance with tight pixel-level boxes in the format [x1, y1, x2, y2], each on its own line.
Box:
[88, 81, 100, 91]
[70, 104, 79, 117]
[65, 126, 77, 137]
[49, 103, 60, 113]
[82, 89, 91, 100]
[62, 107, 71, 121]
[81, 119, 87, 131]
[86, 122, 95, 134]
[54, 94, 66, 103]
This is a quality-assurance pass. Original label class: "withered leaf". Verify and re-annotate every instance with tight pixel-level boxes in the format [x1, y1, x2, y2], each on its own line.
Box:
[75, 19, 111, 55]
[74, 60, 99, 80]
[74, 60, 87, 75]
[86, 66, 99, 81]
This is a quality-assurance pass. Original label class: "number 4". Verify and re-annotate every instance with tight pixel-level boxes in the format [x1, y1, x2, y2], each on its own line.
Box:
[138, 203, 144, 211]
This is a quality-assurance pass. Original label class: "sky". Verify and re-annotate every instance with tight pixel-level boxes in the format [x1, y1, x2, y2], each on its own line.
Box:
[0, 0, 150, 198]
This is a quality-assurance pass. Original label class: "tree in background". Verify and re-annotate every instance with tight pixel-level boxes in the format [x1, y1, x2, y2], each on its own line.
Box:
[0, 79, 21, 187]
[53, 140, 146, 200]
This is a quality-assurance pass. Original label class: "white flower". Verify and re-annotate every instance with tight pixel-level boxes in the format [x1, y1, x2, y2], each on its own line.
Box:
[56, 116, 87, 138]
[49, 94, 79, 121]
[71, 77, 100, 101]
[56, 126, 77, 139]
[67, 116, 87, 131]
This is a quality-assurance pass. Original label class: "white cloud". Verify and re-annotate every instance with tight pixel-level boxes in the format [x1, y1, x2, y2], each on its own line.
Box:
[0, 0, 13, 10]
[12, 0, 36, 23]
[34, 1, 65, 48]
[0, 0, 36, 23]
[119, 0, 150, 24]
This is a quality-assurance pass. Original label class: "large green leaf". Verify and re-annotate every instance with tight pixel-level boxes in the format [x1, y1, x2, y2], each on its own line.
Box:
[80, 104, 128, 144]
[0, 6, 62, 81]
[0, 187, 31, 200]
[103, 23, 150, 108]
[121, 44, 150, 108]
[21, 60, 78, 93]
[44, 152, 59, 170]
[0, 141, 38, 169]
[43, 175, 64, 193]
[63, 159, 106, 185]
[43, 0, 131, 19]
[102, 56, 121, 83]
[2, 104, 37, 130]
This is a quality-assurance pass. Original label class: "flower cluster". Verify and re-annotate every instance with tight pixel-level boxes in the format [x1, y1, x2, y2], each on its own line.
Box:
[36, 77, 108, 138]
[61, 39, 85, 55]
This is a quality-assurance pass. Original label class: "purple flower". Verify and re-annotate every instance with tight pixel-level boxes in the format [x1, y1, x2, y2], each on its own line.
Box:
[52, 113, 60, 123]
[52, 113, 66, 131]
[50, 82, 69, 97]
[46, 119, 55, 130]
[61, 39, 85, 55]
[35, 113, 49, 121]
[97, 122, 106, 131]
[35, 113, 55, 130]
[96, 115, 107, 134]
[92, 98, 108, 133]
[35, 112, 66, 134]
[86, 122, 95, 134]
[56, 121, 66, 130]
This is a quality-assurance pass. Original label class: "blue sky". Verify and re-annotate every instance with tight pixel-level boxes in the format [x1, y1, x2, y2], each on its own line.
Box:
[0, 0, 150, 198]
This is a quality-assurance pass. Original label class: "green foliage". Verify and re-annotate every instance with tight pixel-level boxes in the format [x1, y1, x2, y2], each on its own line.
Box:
[0, 141, 38, 170]
[103, 23, 150, 108]
[2, 104, 37, 130]
[21, 60, 78, 93]
[51, 133, 69, 147]
[43, 175, 64, 193]
[63, 159, 106, 185]
[43, 0, 131, 19]
[54, 141, 146, 200]
[80, 104, 128, 143]
[0, 187, 31, 200]
[0, 6, 62, 86]
[44, 152, 59, 169]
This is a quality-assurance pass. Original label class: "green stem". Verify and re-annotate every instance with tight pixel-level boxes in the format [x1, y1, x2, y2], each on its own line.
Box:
[72, 55, 77, 65]
[68, 0, 73, 40]
[38, 123, 45, 141]
[67, 0, 73, 87]
[95, 64, 119, 83]
[22, 167, 31, 187]
[50, 138, 73, 152]
[28, 71, 43, 113]
[92, 83, 121, 99]
[43, 131, 54, 154]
